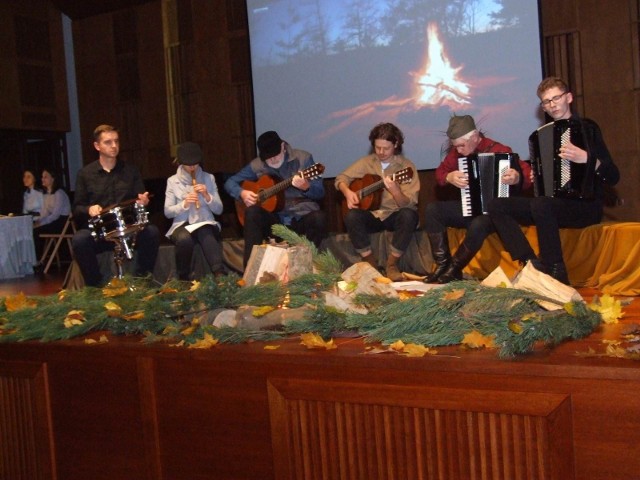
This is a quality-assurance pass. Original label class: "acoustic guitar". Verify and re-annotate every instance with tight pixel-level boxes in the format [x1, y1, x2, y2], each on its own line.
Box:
[236, 163, 325, 226]
[341, 166, 413, 218]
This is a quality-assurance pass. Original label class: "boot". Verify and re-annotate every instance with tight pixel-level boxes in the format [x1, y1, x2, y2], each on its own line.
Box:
[423, 232, 452, 283]
[385, 254, 403, 282]
[519, 254, 546, 273]
[549, 262, 570, 285]
[438, 243, 477, 284]
[361, 252, 378, 270]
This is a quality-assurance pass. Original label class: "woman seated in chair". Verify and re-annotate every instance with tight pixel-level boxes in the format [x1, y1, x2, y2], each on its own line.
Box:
[33, 169, 71, 263]
[22, 170, 43, 217]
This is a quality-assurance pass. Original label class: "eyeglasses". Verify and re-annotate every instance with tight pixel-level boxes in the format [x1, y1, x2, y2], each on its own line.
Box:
[539, 92, 568, 107]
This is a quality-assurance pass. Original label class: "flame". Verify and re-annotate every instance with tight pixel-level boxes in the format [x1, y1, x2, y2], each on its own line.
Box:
[414, 23, 471, 108]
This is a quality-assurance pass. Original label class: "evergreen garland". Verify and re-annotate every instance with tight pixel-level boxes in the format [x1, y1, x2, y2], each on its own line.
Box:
[0, 228, 605, 358]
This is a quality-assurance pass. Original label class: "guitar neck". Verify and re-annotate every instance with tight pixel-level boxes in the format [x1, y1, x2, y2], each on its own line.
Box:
[259, 177, 294, 202]
[359, 179, 385, 199]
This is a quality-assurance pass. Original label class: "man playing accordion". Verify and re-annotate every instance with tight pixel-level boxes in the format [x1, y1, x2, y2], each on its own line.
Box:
[422, 115, 532, 284]
[487, 77, 620, 284]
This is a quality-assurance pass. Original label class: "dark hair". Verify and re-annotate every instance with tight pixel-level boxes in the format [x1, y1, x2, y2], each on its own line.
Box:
[23, 170, 40, 193]
[536, 76, 569, 97]
[368, 122, 404, 153]
[42, 169, 62, 194]
[93, 124, 118, 142]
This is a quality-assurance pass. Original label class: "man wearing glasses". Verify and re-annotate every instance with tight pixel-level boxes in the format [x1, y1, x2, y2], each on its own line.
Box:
[487, 76, 619, 284]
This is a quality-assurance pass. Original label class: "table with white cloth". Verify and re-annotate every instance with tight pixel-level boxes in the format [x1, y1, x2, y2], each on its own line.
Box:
[0, 215, 36, 279]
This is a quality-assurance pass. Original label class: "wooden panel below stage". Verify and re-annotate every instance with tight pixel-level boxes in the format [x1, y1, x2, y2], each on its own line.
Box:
[1, 316, 640, 480]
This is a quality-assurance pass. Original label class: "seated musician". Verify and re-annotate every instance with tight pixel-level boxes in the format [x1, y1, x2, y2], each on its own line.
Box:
[423, 114, 531, 284]
[72, 124, 160, 287]
[164, 142, 224, 280]
[487, 77, 619, 284]
[223, 130, 327, 268]
[335, 122, 420, 281]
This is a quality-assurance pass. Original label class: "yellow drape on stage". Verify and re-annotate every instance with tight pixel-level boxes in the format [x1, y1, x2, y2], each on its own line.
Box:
[449, 222, 640, 296]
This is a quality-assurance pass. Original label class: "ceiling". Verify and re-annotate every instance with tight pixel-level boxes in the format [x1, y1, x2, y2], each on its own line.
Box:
[50, 0, 155, 20]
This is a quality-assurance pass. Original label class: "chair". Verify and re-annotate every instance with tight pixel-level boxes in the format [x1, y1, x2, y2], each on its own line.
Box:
[39, 215, 76, 280]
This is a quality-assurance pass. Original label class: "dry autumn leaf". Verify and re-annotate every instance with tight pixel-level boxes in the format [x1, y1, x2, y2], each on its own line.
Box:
[102, 280, 129, 297]
[462, 330, 496, 349]
[123, 311, 145, 321]
[403, 343, 434, 357]
[443, 289, 465, 301]
[300, 332, 337, 350]
[589, 294, 624, 324]
[84, 335, 108, 345]
[188, 332, 219, 349]
[104, 301, 122, 317]
[264, 345, 280, 350]
[4, 292, 37, 312]
[252, 305, 275, 317]
[159, 287, 179, 294]
[63, 310, 85, 328]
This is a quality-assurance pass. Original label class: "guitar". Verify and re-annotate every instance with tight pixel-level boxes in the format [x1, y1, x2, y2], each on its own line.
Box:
[341, 167, 414, 218]
[236, 163, 325, 226]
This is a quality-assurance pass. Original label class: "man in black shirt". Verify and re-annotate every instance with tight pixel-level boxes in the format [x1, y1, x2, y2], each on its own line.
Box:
[72, 124, 160, 286]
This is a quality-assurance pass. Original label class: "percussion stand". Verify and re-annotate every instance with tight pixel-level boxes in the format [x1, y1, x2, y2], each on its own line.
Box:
[111, 233, 137, 279]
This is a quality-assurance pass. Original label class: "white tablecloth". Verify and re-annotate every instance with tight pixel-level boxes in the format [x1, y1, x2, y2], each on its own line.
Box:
[0, 216, 36, 279]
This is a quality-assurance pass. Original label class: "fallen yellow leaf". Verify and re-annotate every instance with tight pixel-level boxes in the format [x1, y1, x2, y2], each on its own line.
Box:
[123, 311, 145, 321]
[104, 301, 122, 317]
[252, 305, 275, 317]
[159, 287, 179, 294]
[443, 289, 465, 301]
[264, 345, 280, 350]
[300, 332, 337, 350]
[188, 332, 219, 349]
[374, 276, 392, 284]
[84, 335, 108, 345]
[589, 294, 624, 324]
[402, 343, 434, 357]
[4, 292, 37, 312]
[63, 310, 85, 328]
[389, 340, 406, 351]
[462, 330, 496, 349]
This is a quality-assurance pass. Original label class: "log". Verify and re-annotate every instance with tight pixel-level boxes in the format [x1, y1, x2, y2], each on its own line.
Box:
[243, 243, 313, 286]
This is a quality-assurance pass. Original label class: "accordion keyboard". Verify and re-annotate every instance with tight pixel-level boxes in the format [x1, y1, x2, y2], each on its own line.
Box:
[560, 127, 572, 188]
[458, 157, 474, 217]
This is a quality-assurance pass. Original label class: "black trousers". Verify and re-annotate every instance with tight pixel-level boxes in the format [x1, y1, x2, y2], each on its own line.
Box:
[423, 200, 495, 252]
[487, 196, 603, 265]
[343, 208, 418, 256]
[72, 225, 160, 287]
[170, 224, 223, 280]
[242, 206, 327, 266]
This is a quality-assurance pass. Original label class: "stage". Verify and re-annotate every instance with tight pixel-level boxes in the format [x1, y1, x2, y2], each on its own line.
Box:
[1, 292, 639, 480]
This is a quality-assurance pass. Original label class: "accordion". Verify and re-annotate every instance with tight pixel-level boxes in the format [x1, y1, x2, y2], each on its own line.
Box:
[529, 119, 595, 199]
[458, 152, 519, 217]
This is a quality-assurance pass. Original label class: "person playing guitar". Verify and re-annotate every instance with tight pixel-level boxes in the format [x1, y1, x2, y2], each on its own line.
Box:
[335, 122, 420, 281]
[224, 131, 327, 268]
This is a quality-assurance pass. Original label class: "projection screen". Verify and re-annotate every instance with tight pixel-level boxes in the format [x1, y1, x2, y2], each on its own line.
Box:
[246, 0, 544, 177]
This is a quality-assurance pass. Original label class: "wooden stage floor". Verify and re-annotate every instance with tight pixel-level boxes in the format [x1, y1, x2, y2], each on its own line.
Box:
[1, 272, 639, 479]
